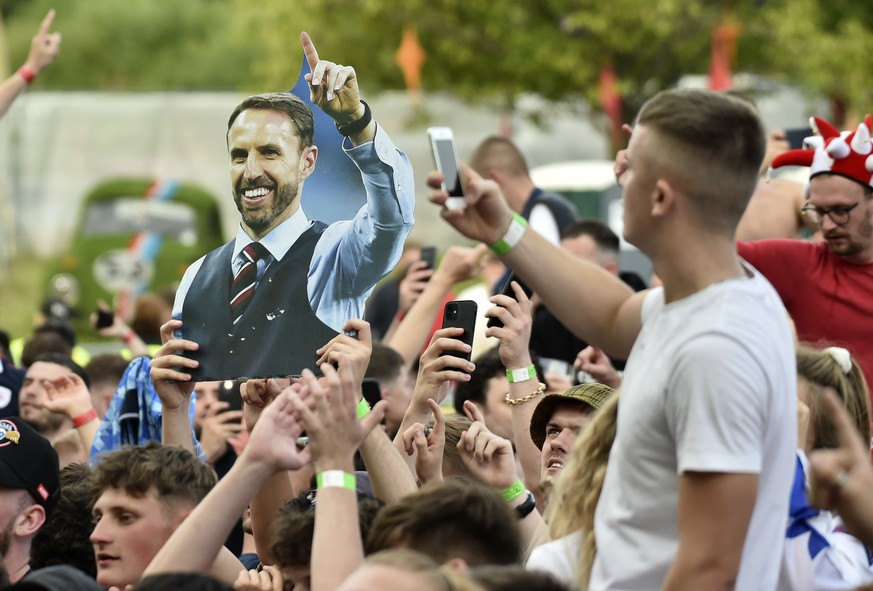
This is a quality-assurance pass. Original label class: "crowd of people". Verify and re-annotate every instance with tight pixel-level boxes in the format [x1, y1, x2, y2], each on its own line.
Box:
[3, 8, 873, 591]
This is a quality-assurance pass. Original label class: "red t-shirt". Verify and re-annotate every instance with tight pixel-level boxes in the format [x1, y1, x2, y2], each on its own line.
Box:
[738, 239, 873, 389]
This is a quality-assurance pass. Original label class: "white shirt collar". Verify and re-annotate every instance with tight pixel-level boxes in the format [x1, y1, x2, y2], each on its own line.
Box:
[231, 206, 311, 263]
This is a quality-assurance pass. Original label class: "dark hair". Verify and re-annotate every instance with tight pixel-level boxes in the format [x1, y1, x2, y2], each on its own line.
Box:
[35, 321, 77, 347]
[272, 492, 385, 568]
[31, 353, 90, 389]
[454, 347, 506, 414]
[227, 92, 314, 149]
[0, 329, 11, 358]
[636, 89, 765, 232]
[30, 462, 97, 577]
[22, 334, 73, 368]
[561, 219, 620, 256]
[84, 354, 129, 388]
[470, 565, 573, 591]
[365, 343, 405, 382]
[454, 347, 544, 414]
[366, 478, 521, 566]
[90, 442, 216, 508]
[133, 573, 234, 591]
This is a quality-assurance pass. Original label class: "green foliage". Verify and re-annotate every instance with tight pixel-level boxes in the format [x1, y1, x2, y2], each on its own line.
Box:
[2, 0, 873, 118]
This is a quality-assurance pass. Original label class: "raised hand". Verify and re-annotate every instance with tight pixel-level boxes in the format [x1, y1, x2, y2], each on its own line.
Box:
[809, 389, 873, 546]
[427, 164, 515, 247]
[150, 320, 199, 412]
[398, 260, 433, 315]
[574, 345, 622, 389]
[432, 244, 489, 286]
[242, 387, 309, 473]
[288, 355, 385, 473]
[42, 373, 93, 419]
[315, 318, 373, 387]
[400, 399, 446, 485]
[26, 9, 61, 74]
[200, 401, 245, 464]
[411, 327, 475, 409]
[486, 280, 534, 370]
[300, 31, 363, 124]
[457, 400, 517, 489]
[240, 378, 286, 432]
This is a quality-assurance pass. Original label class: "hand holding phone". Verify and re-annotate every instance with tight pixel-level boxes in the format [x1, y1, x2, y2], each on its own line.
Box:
[95, 308, 115, 330]
[419, 246, 437, 271]
[441, 300, 477, 364]
[428, 127, 466, 210]
[486, 273, 534, 329]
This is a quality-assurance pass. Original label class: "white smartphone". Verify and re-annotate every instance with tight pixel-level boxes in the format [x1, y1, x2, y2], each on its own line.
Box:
[427, 126, 466, 210]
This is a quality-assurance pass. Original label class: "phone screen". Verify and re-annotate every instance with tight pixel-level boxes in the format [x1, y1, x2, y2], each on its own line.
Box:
[428, 128, 464, 199]
[785, 127, 813, 150]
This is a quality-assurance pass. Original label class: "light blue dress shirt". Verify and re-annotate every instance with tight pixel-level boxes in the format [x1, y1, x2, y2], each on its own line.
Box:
[173, 123, 415, 332]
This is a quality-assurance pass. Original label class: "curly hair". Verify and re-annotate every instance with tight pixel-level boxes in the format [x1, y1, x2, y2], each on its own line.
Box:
[547, 394, 619, 590]
[30, 462, 97, 577]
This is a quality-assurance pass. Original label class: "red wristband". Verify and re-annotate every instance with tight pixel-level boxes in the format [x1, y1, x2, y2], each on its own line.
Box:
[17, 66, 36, 85]
[72, 408, 98, 428]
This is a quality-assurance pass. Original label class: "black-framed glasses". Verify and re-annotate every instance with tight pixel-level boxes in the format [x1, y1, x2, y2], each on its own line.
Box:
[800, 202, 860, 226]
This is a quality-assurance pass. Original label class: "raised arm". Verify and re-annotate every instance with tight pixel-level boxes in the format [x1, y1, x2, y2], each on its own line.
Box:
[301, 31, 374, 146]
[150, 320, 200, 454]
[316, 319, 417, 502]
[289, 356, 386, 591]
[387, 244, 486, 368]
[484, 281, 542, 493]
[0, 9, 61, 118]
[144, 387, 310, 582]
[427, 165, 643, 359]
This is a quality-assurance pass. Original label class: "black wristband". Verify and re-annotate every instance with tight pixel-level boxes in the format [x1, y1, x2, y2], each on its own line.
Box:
[335, 100, 372, 137]
[515, 491, 537, 519]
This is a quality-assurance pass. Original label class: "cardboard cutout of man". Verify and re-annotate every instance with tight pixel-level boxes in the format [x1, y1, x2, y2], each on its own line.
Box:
[173, 33, 414, 380]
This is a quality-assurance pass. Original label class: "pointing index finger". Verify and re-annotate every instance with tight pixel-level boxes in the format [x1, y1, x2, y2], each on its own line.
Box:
[39, 9, 56, 37]
[300, 31, 319, 75]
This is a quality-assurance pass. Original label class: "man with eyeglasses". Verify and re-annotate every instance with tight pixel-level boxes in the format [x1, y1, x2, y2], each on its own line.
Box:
[738, 115, 873, 390]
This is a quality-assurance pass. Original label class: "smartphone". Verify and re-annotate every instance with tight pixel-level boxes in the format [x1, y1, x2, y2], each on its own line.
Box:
[785, 127, 813, 150]
[361, 378, 382, 408]
[441, 300, 477, 364]
[218, 380, 244, 417]
[427, 127, 466, 210]
[486, 272, 534, 329]
[420, 246, 437, 271]
[95, 308, 114, 329]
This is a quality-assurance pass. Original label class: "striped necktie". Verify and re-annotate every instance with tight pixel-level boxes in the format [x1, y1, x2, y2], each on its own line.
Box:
[230, 242, 268, 322]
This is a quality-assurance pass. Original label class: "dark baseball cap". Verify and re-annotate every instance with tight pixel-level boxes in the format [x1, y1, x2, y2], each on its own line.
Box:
[0, 417, 60, 514]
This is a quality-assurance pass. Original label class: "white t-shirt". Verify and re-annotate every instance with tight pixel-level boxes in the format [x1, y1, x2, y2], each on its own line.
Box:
[590, 269, 796, 591]
[527, 532, 581, 586]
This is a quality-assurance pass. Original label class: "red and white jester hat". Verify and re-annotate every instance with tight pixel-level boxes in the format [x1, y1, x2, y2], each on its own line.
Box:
[770, 115, 873, 192]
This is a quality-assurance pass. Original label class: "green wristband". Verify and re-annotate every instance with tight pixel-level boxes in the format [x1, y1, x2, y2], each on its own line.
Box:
[506, 364, 536, 383]
[356, 397, 371, 419]
[500, 478, 526, 502]
[316, 470, 356, 491]
[489, 214, 528, 256]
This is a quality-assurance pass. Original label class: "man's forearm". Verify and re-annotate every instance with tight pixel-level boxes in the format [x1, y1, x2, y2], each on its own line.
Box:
[360, 426, 418, 503]
[503, 228, 638, 359]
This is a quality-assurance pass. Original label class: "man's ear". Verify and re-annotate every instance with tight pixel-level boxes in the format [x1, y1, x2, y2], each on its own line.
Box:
[300, 145, 318, 180]
[651, 178, 676, 218]
[14, 504, 46, 538]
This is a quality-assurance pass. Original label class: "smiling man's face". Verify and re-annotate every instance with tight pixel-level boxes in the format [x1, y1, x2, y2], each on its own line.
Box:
[228, 108, 316, 239]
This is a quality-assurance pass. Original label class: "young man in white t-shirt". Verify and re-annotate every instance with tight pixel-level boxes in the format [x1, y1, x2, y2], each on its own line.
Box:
[427, 88, 796, 590]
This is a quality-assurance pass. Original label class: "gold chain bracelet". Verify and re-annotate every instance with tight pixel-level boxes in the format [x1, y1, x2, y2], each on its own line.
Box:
[504, 382, 547, 406]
